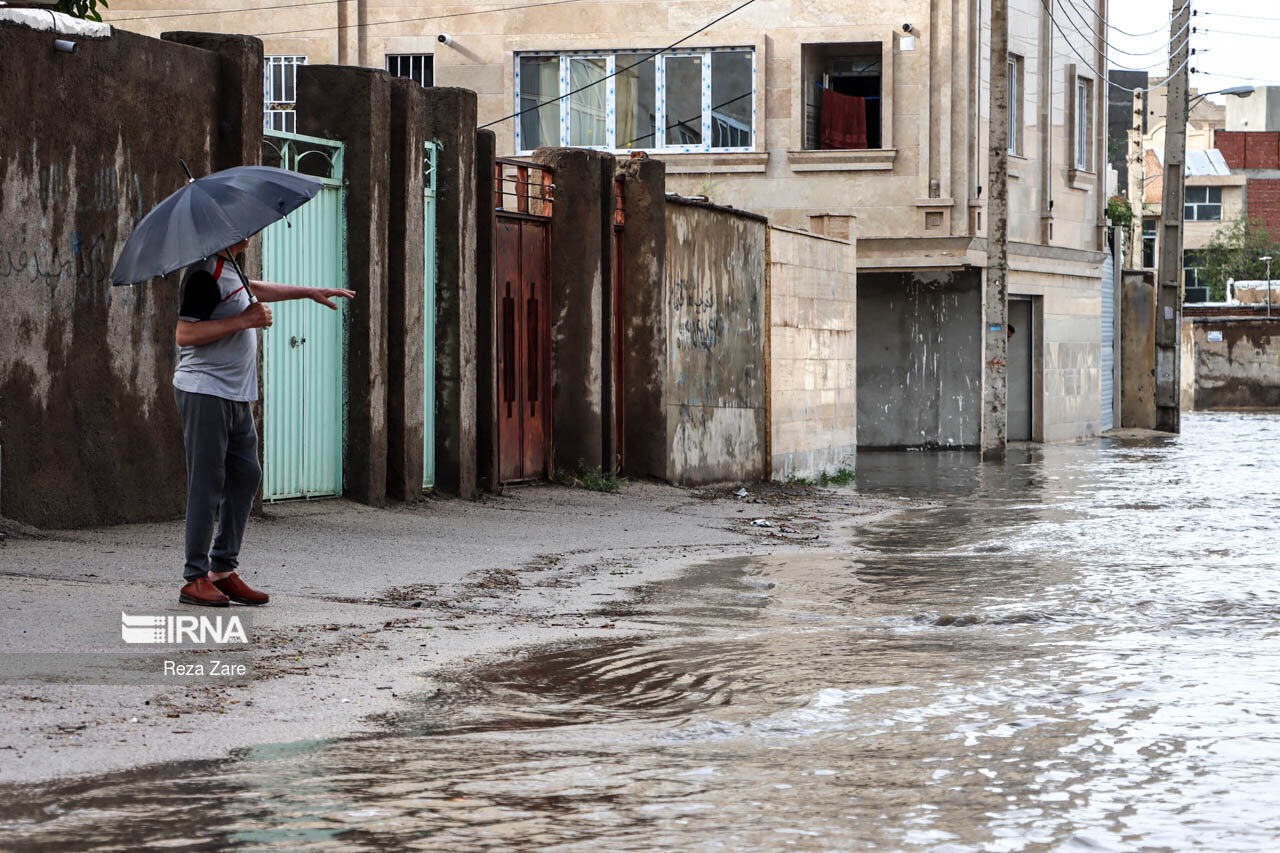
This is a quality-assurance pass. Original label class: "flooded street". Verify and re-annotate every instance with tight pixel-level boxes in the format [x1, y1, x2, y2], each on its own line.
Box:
[3, 412, 1279, 851]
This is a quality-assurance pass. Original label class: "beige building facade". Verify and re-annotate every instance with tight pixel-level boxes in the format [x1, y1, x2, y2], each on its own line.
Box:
[106, 0, 1110, 445]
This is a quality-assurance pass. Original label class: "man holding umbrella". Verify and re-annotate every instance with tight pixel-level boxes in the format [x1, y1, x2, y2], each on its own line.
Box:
[111, 162, 354, 607]
[172, 239, 353, 607]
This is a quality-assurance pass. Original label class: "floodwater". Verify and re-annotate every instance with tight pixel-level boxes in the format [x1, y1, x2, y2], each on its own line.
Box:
[3, 412, 1280, 851]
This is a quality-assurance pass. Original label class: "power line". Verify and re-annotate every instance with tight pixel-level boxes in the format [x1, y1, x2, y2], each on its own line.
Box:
[1063, 0, 1191, 38]
[1055, 0, 1190, 60]
[245, 0, 600, 38]
[111, 1, 333, 23]
[1195, 27, 1280, 42]
[1048, 0, 1189, 75]
[1195, 10, 1280, 26]
[1039, 0, 1189, 92]
[479, 0, 760, 131]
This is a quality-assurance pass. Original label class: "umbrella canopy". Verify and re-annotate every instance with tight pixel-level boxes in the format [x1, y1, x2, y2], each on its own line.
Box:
[110, 165, 324, 286]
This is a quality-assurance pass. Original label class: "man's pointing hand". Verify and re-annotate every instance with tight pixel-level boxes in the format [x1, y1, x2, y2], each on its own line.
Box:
[308, 288, 358, 310]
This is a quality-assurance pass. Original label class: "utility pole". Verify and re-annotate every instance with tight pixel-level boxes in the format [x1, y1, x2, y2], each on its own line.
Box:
[982, 0, 1010, 460]
[1155, 0, 1190, 433]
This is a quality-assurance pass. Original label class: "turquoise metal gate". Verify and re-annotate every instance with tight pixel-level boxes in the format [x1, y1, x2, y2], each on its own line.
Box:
[423, 141, 437, 489]
[261, 131, 348, 501]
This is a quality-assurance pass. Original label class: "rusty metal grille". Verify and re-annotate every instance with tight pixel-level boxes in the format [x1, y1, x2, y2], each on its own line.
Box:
[494, 158, 554, 219]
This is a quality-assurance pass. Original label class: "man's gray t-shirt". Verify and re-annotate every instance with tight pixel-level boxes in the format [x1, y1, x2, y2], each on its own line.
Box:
[172, 255, 258, 402]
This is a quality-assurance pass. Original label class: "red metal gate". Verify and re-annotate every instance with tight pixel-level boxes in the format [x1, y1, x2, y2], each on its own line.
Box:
[495, 159, 553, 483]
[612, 175, 626, 471]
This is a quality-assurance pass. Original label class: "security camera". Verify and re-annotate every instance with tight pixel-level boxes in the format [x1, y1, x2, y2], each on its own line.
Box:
[438, 34, 453, 46]
[902, 23, 914, 33]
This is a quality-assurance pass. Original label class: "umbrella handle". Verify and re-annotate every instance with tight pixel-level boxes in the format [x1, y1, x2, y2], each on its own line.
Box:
[224, 253, 259, 304]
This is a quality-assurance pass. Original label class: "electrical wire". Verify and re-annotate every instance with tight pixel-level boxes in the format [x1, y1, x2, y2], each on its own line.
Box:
[245, 0, 603, 39]
[1194, 10, 1280, 25]
[1039, 0, 1190, 93]
[111, 1, 334, 22]
[1055, 0, 1190, 60]
[478, 0, 760, 130]
[1060, 0, 1191, 38]
[1195, 27, 1280, 42]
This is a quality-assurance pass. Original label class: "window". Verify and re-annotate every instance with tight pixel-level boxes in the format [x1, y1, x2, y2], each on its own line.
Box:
[264, 55, 306, 132]
[803, 43, 883, 150]
[1185, 186, 1222, 221]
[386, 54, 433, 87]
[519, 55, 560, 150]
[568, 56, 609, 147]
[1008, 54, 1023, 155]
[513, 48, 755, 153]
[1183, 250, 1205, 289]
[1142, 217, 1157, 268]
[1074, 75, 1093, 170]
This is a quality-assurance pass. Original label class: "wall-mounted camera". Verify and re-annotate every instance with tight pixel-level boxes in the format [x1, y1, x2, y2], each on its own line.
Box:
[437, 34, 453, 46]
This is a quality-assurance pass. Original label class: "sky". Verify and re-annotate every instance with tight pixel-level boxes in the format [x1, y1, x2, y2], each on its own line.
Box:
[1108, 0, 1280, 98]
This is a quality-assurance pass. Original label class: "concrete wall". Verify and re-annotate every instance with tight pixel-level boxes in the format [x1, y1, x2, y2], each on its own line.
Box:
[421, 88, 479, 498]
[1007, 257, 1104, 442]
[1181, 317, 1280, 410]
[1121, 270, 1157, 429]
[0, 19, 260, 528]
[665, 198, 768, 484]
[615, 157, 669, 481]
[857, 270, 982, 448]
[531, 147, 615, 474]
[768, 225, 857, 479]
[385, 78, 428, 502]
[297, 65, 391, 507]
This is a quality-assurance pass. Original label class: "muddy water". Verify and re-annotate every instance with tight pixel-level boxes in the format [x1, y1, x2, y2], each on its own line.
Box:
[3, 412, 1280, 851]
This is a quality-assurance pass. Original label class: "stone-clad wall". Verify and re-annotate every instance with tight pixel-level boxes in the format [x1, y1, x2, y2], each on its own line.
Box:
[0, 19, 261, 528]
[664, 198, 768, 484]
[1008, 259, 1105, 442]
[768, 226, 857, 479]
[1181, 318, 1280, 411]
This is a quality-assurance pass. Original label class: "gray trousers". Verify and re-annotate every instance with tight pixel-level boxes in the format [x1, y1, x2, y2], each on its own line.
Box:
[175, 389, 261, 582]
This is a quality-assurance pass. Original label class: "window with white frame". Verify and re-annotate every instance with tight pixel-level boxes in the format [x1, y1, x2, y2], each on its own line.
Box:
[1183, 250, 1205, 289]
[514, 48, 755, 153]
[1184, 186, 1222, 221]
[264, 55, 306, 132]
[1008, 54, 1023, 155]
[1142, 217, 1157, 268]
[1074, 75, 1093, 170]
[387, 54, 433, 87]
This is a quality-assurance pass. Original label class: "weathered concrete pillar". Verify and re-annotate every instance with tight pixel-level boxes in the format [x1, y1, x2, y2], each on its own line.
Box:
[474, 129, 500, 492]
[1121, 270, 1157, 429]
[615, 157, 668, 480]
[385, 78, 428, 501]
[532, 147, 616, 474]
[421, 88, 479, 498]
[297, 65, 391, 506]
[160, 32, 263, 173]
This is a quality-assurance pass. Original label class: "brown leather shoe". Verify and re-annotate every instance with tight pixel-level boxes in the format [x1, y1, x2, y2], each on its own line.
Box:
[212, 572, 269, 606]
[179, 577, 230, 607]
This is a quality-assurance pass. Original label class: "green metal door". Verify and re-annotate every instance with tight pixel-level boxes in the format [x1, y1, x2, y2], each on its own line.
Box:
[423, 141, 438, 489]
[261, 131, 347, 501]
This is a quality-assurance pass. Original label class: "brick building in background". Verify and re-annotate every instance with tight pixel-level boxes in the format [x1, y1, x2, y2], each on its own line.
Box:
[1216, 130, 1280, 240]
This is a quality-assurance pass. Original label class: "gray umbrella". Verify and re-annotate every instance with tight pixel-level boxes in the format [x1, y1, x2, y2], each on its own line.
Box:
[110, 164, 324, 289]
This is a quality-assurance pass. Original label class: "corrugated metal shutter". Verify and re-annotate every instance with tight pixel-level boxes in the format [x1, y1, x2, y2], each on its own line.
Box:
[1100, 247, 1116, 432]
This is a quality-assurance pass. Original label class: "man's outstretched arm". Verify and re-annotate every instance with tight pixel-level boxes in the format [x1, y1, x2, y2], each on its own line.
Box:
[249, 280, 357, 309]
